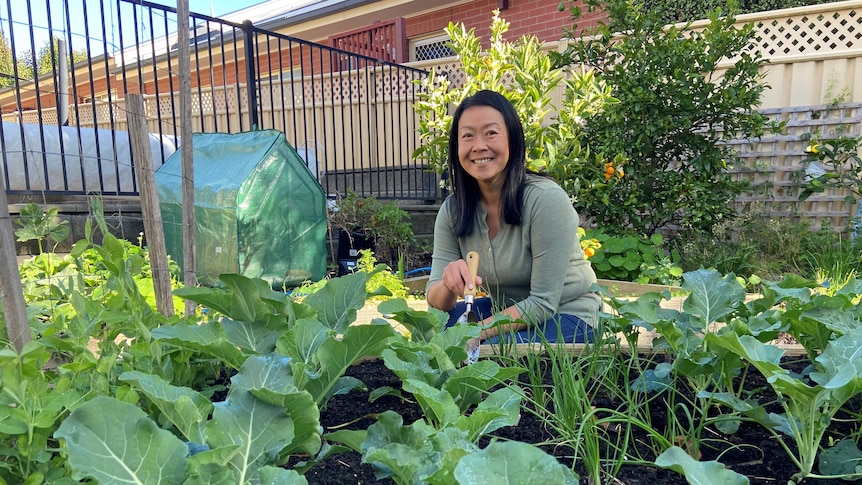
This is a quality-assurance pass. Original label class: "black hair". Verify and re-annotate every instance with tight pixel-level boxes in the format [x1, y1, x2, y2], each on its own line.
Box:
[448, 89, 526, 237]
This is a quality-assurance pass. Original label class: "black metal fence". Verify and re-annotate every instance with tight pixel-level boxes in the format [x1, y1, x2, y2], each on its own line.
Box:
[0, 0, 440, 201]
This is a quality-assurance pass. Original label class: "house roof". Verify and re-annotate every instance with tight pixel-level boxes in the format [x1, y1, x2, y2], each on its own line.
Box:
[222, 0, 467, 42]
[220, 0, 368, 27]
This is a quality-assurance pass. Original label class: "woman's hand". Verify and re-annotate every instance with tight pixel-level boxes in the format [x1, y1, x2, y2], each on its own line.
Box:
[441, 258, 483, 298]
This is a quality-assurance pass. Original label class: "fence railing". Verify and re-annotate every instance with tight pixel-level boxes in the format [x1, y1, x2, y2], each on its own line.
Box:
[0, 0, 437, 201]
[5, 0, 862, 228]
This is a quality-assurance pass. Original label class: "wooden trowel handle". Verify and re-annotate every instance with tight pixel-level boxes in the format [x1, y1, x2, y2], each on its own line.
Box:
[465, 251, 480, 298]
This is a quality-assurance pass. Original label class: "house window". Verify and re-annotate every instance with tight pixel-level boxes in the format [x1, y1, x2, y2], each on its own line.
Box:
[411, 35, 454, 62]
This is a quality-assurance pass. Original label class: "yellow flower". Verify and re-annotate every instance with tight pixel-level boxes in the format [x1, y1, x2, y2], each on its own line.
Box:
[584, 247, 595, 258]
[805, 143, 820, 154]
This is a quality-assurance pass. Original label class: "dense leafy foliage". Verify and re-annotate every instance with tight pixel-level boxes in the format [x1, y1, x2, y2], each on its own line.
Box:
[554, 0, 780, 236]
[653, 0, 842, 24]
[413, 10, 622, 204]
[6, 223, 862, 483]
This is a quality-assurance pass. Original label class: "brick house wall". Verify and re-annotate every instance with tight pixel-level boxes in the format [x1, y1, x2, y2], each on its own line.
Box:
[406, 0, 605, 46]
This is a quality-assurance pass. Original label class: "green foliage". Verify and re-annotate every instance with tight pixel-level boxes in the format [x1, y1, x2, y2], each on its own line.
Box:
[611, 267, 862, 483]
[586, 229, 682, 284]
[797, 134, 862, 207]
[0, 342, 81, 484]
[652, 0, 842, 24]
[706, 327, 862, 483]
[14, 203, 70, 254]
[56, 359, 314, 485]
[555, 0, 780, 236]
[328, 190, 414, 268]
[412, 10, 619, 202]
[295, 249, 407, 301]
[337, 333, 540, 484]
[668, 215, 861, 283]
[356, 249, 407, 300]
[0, 33, 88, 87]
[655, 446, 748, 484]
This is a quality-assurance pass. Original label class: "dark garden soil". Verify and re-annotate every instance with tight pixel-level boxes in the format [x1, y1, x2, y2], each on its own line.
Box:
[302, 357, 862, 485]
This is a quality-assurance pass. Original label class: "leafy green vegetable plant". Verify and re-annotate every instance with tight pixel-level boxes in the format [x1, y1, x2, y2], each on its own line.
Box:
[610, 267, 862, 483]
[56, 355, 317, 485]
[166, 271, 397, 408]
[14, 202, 70, 254]
[705, 327, 862, 484]
[325, 301, 564, 484]
[0, 342, 81, 485]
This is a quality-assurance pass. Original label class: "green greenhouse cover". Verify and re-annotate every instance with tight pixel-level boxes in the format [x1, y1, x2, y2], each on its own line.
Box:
[155, 130, 327, 287]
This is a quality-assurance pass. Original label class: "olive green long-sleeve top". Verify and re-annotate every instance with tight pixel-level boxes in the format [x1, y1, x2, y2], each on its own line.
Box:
[427, 175, 600, 327]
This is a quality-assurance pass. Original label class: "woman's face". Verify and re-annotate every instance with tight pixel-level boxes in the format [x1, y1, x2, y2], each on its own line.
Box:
[457, 105, 510, 186]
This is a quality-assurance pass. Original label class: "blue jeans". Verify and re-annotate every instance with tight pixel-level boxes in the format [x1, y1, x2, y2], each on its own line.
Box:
[445, 297, 594, 344]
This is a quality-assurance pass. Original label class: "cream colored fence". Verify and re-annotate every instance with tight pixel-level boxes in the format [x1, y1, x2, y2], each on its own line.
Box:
[410, 0, 862, 230]
[5, 2, 862, 223]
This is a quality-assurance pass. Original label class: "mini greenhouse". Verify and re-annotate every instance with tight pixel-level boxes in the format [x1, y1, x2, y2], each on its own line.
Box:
[155, 130, 327, 287]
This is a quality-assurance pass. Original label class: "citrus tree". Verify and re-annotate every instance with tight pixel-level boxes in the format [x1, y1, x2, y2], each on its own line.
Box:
[553, 0, 781, 236]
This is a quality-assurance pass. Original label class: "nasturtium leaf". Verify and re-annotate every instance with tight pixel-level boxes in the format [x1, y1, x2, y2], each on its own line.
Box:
[55, 396, 188, 485]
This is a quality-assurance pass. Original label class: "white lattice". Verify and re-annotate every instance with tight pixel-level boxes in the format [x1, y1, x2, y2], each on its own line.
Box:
[748, 9, 862, 57]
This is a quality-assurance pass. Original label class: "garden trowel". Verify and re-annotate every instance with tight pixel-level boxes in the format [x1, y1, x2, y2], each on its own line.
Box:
[457, 251, 480, 364]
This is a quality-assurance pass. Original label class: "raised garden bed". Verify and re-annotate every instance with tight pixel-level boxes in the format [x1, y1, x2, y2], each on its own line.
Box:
[309, 355, 853, 485]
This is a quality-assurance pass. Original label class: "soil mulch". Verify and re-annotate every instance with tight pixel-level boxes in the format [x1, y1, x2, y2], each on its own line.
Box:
[301, 357, 861, 485]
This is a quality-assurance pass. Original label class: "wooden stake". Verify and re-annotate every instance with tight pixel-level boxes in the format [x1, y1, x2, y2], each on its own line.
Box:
[0, 177, 30, 353]
[177, 0, 197, 316]
[127, 94, 175, 317]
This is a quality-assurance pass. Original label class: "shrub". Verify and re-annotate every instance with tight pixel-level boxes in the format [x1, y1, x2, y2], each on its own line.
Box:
[553, 0, 780, 237]
[412, 10, 621, 204]
[328, 190, 414, 269]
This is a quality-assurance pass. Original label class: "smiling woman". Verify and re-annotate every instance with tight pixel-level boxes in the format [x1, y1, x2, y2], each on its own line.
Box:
[426, 90, 601, 347]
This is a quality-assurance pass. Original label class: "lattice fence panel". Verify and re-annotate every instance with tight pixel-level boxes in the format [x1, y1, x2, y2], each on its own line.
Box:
[729, 102, 862, 230]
